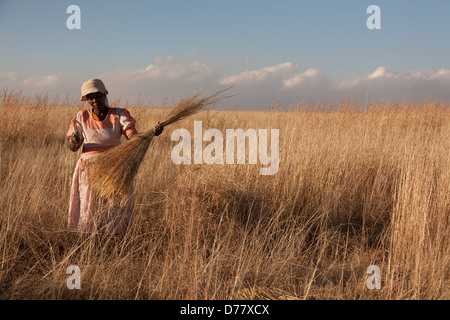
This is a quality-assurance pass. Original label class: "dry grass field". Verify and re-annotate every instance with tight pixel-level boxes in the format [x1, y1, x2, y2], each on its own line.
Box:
[0, 90, 448, 299]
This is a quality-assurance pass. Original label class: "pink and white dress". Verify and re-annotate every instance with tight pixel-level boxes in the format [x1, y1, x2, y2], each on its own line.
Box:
[67, 108, 138, 234]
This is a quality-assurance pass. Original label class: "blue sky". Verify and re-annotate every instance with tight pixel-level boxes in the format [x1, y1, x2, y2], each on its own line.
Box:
[2, 0, 450, 108]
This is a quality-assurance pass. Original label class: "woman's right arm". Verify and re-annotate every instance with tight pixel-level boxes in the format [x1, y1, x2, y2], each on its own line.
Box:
[67, 114, 83, 152]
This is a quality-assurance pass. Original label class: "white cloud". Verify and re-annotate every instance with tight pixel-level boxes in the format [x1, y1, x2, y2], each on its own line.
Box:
[243, 58, 252, 66]
[333, 67, 450, 103]
[433, 68, 450, 79]
[283, 68, 329, 88]
[220, 62, 297, 86]
[22, 73, 62, 88]
[367, 66, 394, 79]
[133, 55, 218, 82]
[0, 71, 63, 94]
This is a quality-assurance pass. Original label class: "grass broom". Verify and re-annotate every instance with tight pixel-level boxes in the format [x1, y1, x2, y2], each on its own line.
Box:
[85, 88, 231, 204]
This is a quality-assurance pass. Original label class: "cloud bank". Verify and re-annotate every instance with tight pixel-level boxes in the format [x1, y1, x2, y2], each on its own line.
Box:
[99, 55, 223, 105]
[0, 72, 63, 91]
[2, 56, 450, 109]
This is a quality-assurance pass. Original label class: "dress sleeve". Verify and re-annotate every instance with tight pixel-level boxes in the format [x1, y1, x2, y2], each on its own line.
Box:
[119, 108, 138, 139]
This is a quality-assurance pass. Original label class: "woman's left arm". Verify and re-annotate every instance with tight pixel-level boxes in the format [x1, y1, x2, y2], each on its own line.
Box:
[119, 108, 138, 139]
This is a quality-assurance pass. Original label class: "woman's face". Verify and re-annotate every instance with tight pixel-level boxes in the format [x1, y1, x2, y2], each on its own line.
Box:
[86, 92, 108, 113]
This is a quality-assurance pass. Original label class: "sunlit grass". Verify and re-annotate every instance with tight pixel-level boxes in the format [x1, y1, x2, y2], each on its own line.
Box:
[0, 90, 448, 299]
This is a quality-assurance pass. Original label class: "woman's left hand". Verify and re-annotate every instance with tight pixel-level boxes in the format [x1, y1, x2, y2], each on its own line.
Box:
[154, 121, 163, 136]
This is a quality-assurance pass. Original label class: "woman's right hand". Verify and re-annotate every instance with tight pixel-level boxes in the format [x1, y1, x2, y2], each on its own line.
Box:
[70, 133, 81, 144]
[68, 134, 82, 151]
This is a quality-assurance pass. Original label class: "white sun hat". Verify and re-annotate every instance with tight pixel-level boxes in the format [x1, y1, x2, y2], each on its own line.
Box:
[80, 78, 109, 101]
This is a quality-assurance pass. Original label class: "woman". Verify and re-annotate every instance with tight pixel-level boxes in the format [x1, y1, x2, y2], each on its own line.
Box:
[67, 78, 162, 234]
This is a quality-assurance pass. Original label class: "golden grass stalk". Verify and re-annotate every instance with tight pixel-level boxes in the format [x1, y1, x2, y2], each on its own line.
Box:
[85, 88, 231, 204]
[236, 286, 301, 300]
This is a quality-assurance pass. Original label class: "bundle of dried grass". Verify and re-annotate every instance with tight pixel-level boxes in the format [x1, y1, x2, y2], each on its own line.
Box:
[86, 88, 231, 204]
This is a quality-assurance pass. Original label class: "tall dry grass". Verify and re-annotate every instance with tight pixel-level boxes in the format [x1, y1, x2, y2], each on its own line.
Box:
[0, 90, 448, 299]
